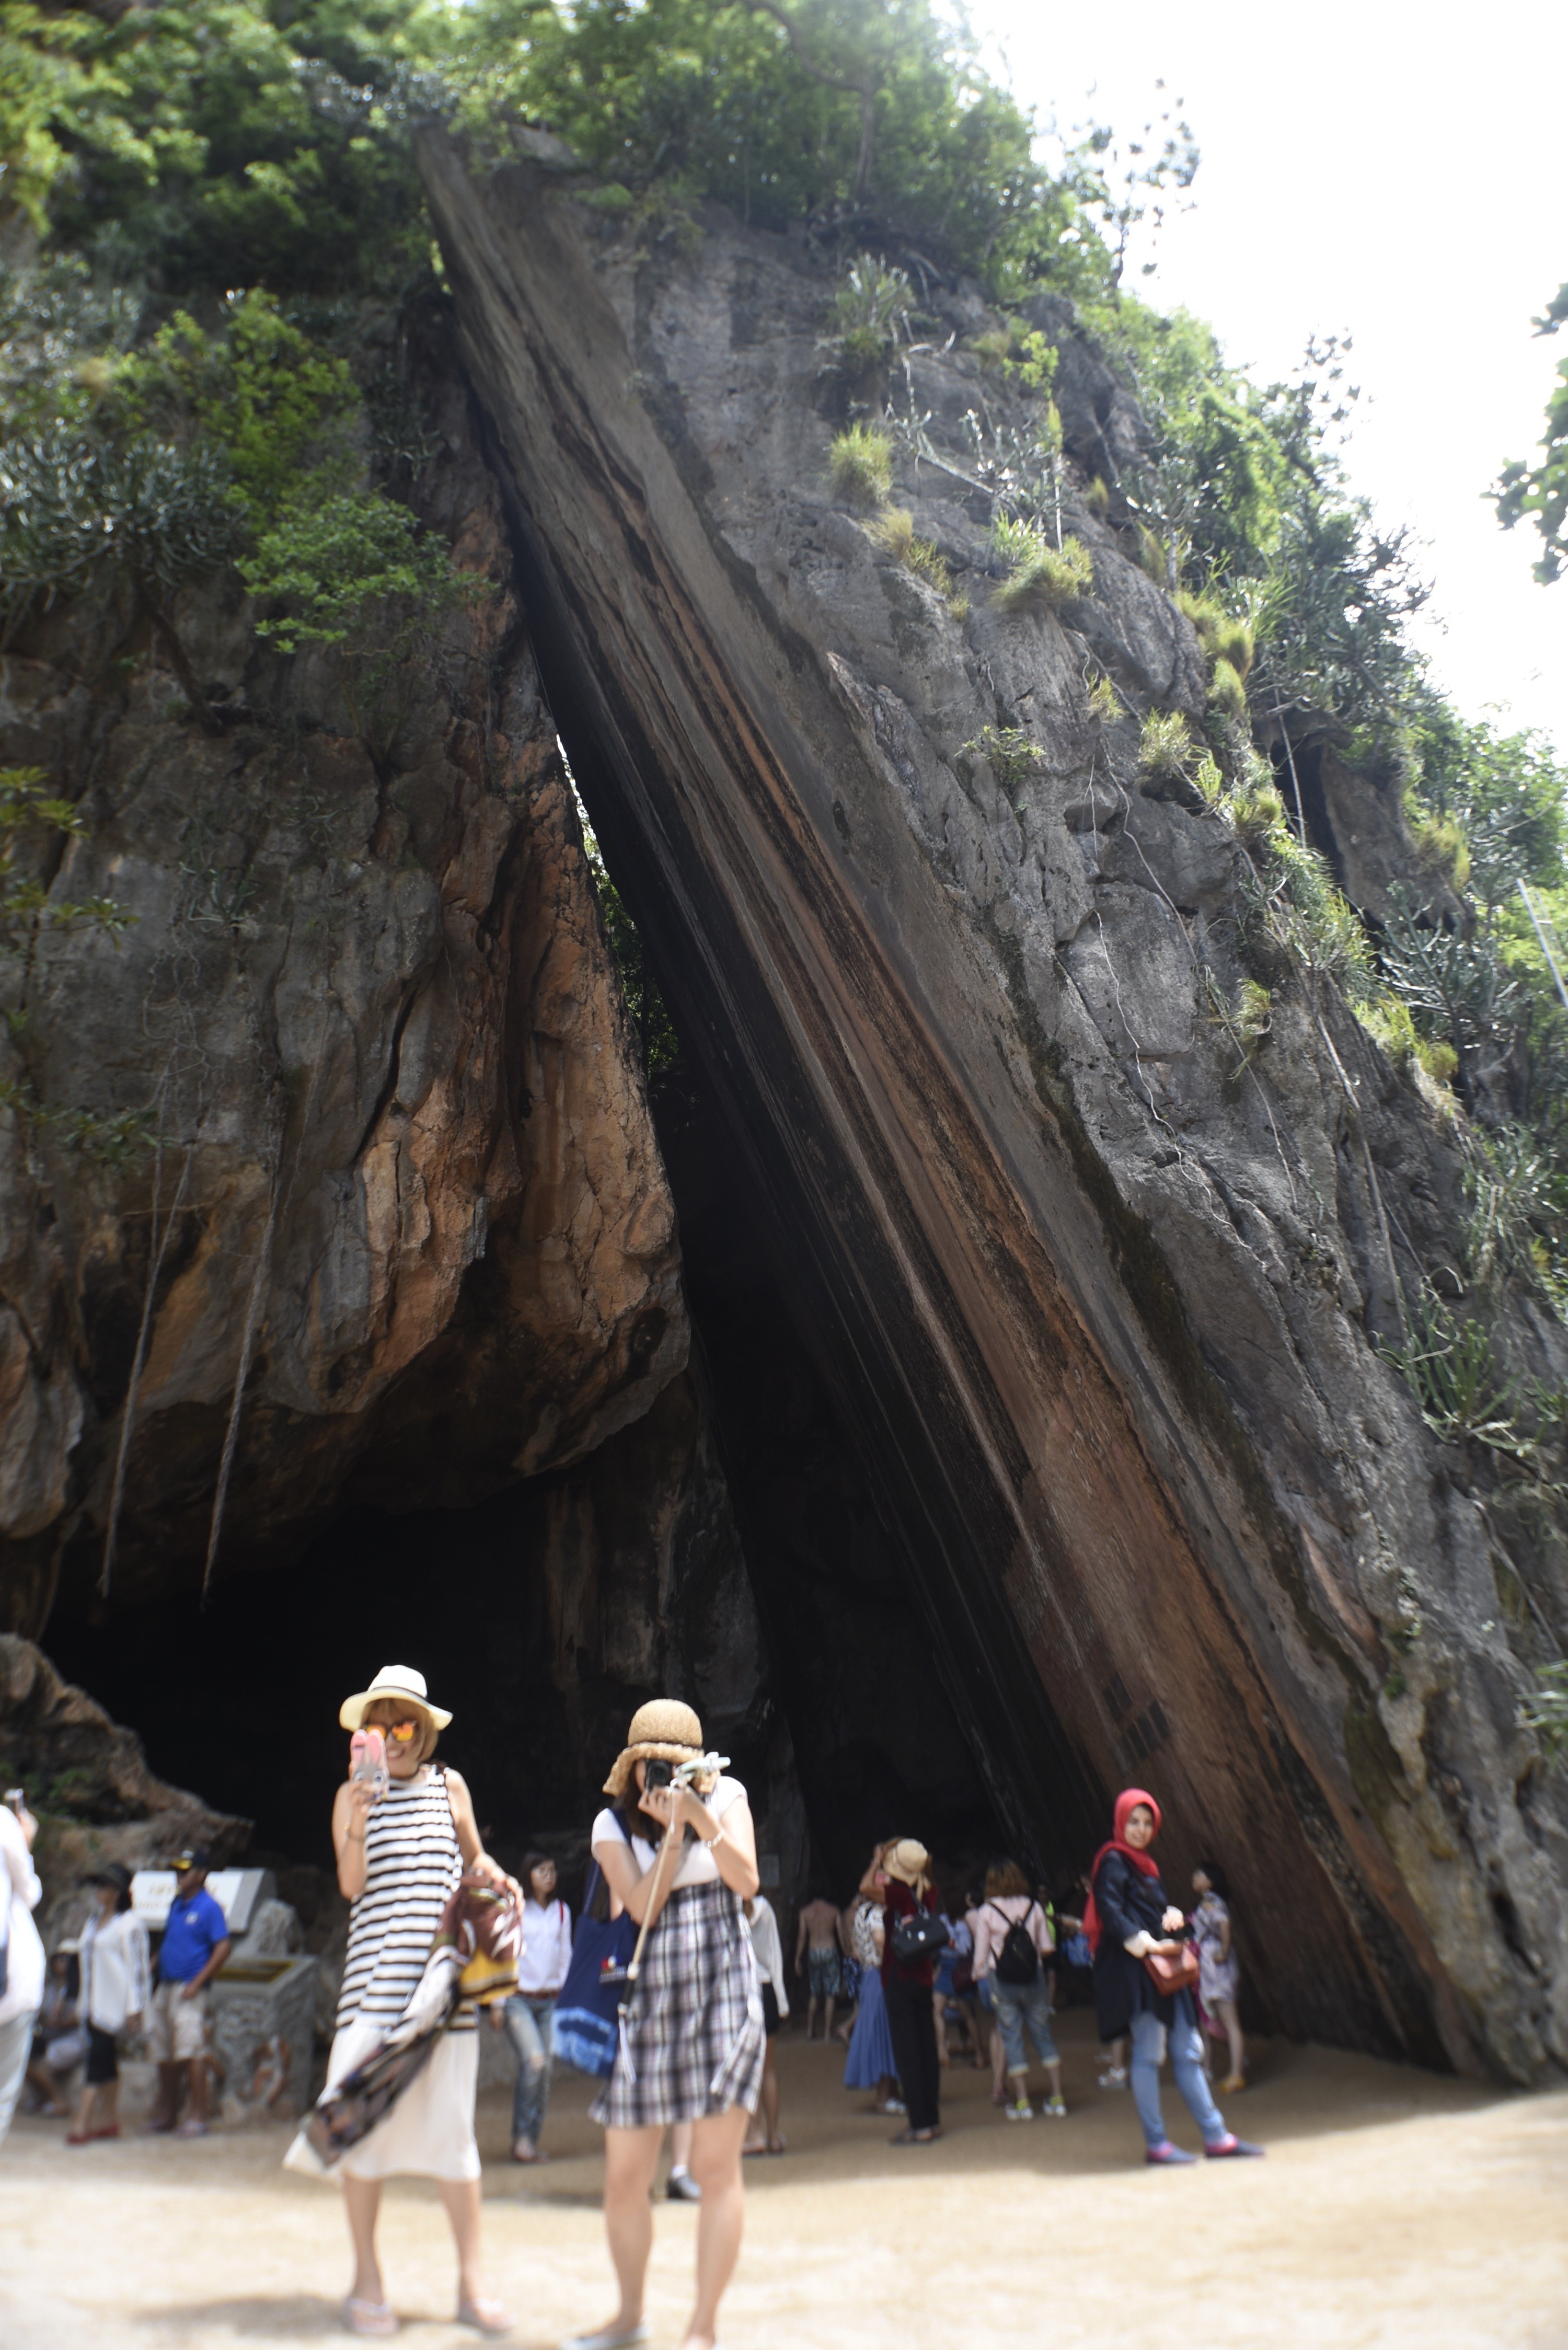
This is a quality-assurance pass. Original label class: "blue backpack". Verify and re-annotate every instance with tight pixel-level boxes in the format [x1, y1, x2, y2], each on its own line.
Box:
[552, 1854, 637, 2078]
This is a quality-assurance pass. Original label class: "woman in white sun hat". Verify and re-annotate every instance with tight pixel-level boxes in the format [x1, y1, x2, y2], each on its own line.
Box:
[296, 1665, 519, 2340]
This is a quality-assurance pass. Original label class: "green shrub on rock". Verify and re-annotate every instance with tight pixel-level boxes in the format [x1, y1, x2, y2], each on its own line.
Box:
[828, 257, 910, 375]
[241, 491, 485, 766]
[964, 727, 1041, 788]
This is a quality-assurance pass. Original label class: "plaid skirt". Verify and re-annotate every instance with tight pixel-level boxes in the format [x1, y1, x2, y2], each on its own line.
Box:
[591, 1880, 766, 2129]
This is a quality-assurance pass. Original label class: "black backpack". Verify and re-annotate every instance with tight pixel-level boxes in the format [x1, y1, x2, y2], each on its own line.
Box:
[989, 1900, 1040, 1986]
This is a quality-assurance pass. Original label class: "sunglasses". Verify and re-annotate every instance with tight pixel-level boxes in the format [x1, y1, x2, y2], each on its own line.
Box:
[374, 1718, 422, 1745]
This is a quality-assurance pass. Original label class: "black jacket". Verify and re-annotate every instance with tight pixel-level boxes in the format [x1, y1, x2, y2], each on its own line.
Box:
[1091, 1848, 1194, 2041]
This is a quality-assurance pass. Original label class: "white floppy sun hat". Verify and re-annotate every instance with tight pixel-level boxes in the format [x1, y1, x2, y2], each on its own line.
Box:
[339, 1663, 453, 1732]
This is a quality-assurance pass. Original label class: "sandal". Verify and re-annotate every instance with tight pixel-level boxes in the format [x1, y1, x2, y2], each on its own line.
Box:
[343, 2297, 398, 2337]
[457, 2298, 513, 2335]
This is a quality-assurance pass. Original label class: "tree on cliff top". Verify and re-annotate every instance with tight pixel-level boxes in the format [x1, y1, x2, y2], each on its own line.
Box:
[0, 0, 1186, 306]
[1495, 283, 1568, 585]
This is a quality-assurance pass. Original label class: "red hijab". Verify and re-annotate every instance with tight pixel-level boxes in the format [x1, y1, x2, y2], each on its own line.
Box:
[1082, 1789, 1162, 1957]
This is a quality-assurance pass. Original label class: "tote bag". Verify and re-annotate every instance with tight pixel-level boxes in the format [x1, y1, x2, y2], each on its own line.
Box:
[552, 1859, 637, 2078]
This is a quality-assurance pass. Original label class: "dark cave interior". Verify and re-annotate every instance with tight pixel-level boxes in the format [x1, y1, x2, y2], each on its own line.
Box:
[43, 1052, 1032, 1913]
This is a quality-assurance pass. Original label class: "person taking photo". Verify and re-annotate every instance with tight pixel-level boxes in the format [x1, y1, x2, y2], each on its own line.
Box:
[565, 1700, 764, 2350]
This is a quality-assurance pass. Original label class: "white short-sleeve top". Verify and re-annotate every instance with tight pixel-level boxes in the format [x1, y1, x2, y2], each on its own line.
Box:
[591, 1775, 748, 1891]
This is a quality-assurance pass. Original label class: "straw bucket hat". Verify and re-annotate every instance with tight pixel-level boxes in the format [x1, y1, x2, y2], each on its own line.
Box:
[339, 1664, 452, 1732]
[602, 1698, 708, 1798]
[882, 1838, 932, 1892]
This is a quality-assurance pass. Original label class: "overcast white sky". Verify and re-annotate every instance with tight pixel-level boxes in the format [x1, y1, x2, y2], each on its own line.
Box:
[972, 0, 1567, 754]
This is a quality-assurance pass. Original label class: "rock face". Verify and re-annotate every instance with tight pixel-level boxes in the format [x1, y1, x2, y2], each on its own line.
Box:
[0, 322, 686, 1628]
[419, 134, 1568, 2080]
[0, 1634, 247, 1942]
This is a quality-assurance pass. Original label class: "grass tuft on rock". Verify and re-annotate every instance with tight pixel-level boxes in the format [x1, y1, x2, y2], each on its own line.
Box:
[828, 423, 893, 507]
[1137, 709, 1194, 781]
[991, 524, 1093, 615]
[869, 507, 965, 615]
[1177, 590, 1254, 681]
[1208, 654, 1250, 722]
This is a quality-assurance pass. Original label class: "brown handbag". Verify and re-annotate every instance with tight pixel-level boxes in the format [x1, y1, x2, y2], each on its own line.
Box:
[1143, 1940, 1201, 1996]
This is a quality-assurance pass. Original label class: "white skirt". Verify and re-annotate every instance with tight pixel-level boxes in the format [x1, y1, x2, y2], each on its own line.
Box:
[283, 2020, 480, 2184]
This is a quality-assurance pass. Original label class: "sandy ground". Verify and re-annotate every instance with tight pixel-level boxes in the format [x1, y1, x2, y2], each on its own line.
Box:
[5, 2007, 1568, 2350]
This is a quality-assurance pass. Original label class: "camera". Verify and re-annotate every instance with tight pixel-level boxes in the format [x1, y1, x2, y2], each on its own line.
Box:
[4, 1788, 24, 1816]
[642, 1759, 674, 1791]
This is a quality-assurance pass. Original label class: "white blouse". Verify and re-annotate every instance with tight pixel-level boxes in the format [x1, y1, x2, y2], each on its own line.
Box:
[592, 1775, 748, 1892]
[517, 1896, 573, 1996]
[80, 1909, 152, 2034]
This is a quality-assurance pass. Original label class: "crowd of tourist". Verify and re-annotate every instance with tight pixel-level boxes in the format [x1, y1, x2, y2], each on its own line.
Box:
[0, 1666, 1264, 2347]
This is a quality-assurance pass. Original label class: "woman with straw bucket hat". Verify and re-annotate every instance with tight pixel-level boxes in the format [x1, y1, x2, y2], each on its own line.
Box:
[294, 1665, 520, 2338]
[880, 1839, 946, 2144]
[563, 1699, 765, 2350]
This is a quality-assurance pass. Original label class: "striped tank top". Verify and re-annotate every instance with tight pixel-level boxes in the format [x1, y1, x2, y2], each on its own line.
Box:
[337, 1764, 475, 2034]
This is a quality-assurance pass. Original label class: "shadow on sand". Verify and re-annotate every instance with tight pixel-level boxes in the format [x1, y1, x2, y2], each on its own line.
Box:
[137, 2294, 562, 2346]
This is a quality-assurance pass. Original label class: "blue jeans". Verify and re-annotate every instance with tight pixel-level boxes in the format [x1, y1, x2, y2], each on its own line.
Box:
[1130, 2006, 1227, 2149]
[503, 1994, 557, 2146]
[989, 1974, 1058, 2074]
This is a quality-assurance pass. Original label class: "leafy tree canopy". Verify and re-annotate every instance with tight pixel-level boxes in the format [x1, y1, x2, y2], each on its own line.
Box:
[0, 0, 444, 294]
[1494, 283, 1568, 585]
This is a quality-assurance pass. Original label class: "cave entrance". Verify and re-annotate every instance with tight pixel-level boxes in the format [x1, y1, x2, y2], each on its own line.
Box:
[43, 1037, 1022, 1910]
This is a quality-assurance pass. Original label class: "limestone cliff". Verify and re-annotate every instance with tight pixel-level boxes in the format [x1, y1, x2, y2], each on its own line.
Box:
[0, 320, 686, 1628]
[416, 134, 1568, 2081]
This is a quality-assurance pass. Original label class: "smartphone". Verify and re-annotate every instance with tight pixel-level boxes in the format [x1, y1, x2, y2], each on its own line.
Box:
[4, 1789, 24, 1816]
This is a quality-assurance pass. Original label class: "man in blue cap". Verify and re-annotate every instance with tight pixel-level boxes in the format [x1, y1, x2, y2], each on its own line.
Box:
[147, 1849, 230, 2136]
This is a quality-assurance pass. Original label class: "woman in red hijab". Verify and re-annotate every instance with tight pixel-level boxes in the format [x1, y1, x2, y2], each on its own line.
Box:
[1086, 1790, 1262, 2167]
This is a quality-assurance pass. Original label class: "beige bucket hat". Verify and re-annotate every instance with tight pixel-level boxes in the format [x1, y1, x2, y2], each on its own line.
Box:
[602, 1698, 707, 1798]
[882, 1838, 932, 1892]
[339, 1664, 453, 1732]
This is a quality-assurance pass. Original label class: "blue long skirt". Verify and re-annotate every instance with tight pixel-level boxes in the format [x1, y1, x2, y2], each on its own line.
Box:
[843, 1964, 897, 2089]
